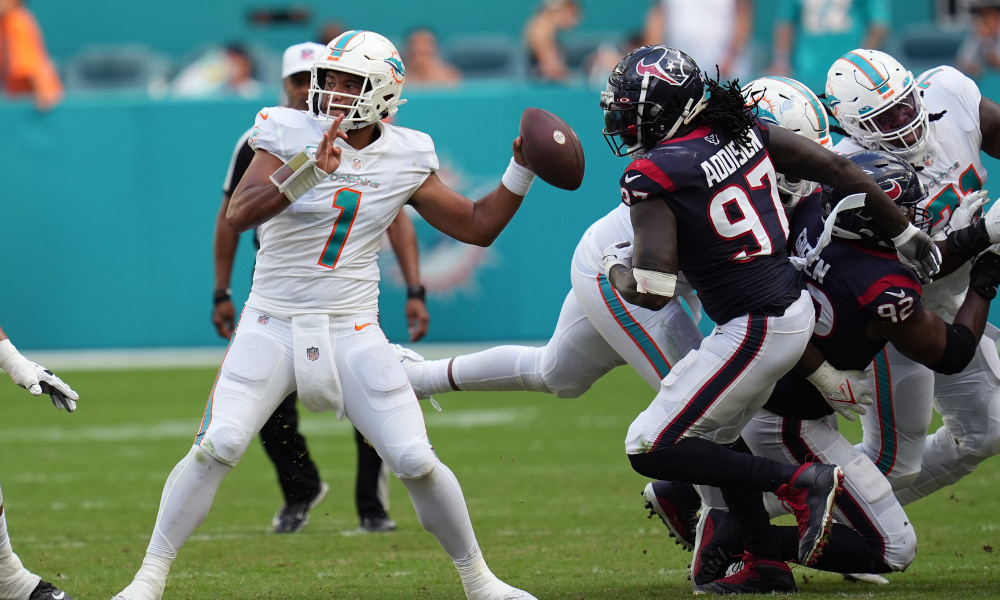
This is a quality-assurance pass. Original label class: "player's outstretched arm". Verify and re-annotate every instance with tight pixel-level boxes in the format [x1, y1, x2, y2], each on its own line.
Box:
[385, 210, 430, 342]
[768, 125, 940, 276]
[408, 137, 533, 246]
[0, 326, 79, 411]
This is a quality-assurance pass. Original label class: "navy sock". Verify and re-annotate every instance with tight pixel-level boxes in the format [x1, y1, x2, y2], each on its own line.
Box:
[772, 524, 892, 573]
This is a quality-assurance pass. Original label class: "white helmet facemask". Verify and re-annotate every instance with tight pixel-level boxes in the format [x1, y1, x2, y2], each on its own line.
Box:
[826, 49, 931, 161]
[308, 30, 407, 131]
[742, 76, 832, 208]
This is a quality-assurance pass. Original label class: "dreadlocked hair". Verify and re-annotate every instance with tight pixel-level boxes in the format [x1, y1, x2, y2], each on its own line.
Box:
[700, 68, 755, 148]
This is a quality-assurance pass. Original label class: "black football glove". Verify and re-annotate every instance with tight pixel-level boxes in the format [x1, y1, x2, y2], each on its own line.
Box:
[969, 247, 1000, 300]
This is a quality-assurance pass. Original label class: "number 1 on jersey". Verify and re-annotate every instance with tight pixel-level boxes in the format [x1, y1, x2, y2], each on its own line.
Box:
[318, 188, 362, 268]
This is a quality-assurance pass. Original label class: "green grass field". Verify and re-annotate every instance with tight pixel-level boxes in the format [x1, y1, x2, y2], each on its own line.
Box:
[0, 365, 997, 599]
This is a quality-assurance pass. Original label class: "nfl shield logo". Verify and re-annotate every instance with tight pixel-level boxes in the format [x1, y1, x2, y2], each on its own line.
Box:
[352, 157, 363, 170]
[306, 347, 320, 361]
[257, 314, 270, 325]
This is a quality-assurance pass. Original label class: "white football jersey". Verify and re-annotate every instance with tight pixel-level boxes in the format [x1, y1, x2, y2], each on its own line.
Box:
[246, 107, 438, 317]
[576, 204, 634, 273]
[834, 65, 986, 321]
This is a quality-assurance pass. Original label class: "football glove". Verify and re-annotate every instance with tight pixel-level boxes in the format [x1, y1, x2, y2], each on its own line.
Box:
[0, 340, 79, 411]
[601, 241, 634, 275]
[893, 224, 942, 282]
[970, 245, 1000, 300]
[805, 361, 874, 421]
[981, 195, 1000, 243]
[946, 190, 989, 233]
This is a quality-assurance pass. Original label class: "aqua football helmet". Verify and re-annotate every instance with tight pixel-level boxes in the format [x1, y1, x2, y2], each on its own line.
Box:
[825, 49, 929, 160]
[308, 30, 406, 130]
[743, 76, 832, 207]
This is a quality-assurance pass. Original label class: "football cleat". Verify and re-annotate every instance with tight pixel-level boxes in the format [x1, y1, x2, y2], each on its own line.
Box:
[774, 463, 844, 566]
[691, 508, 743, 589]
[358, 515, 397, 533]
[642, 480, 701, 550]
[695, 552, 797, 595]
[30, 580, 75, 600]
[464, 580, 537, 600]
[843, 572, 890, 585]
[272, 481, 329, 533]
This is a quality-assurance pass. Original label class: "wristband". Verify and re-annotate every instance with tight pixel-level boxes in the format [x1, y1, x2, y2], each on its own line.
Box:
[270, 150, 330, 202]
[407, 284, 427, 302]
[0, 339, 20, 376]
[891, 223, 919, 246]
[805, 360, 840, 396]
[501, 157, 535, 196]
[213, 288, 232, 306]
[633, 267, 677, 297]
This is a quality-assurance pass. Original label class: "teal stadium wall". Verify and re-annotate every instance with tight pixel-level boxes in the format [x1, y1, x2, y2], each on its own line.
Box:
[0, 1, 967, 349]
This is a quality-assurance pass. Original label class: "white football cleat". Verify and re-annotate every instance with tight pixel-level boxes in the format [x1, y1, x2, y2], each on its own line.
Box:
[843, 572, 890, 585]
[464, 580, 537, 600]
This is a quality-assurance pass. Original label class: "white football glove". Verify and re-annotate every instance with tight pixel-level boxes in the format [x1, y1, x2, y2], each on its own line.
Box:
[805, 361, 874, 421]
[0, 340, 79, 411]
[981, 194, 1000, 243]
[601, 241, 634, 275]
[893, 223, 942, 281]
[946, 190, 990, 233]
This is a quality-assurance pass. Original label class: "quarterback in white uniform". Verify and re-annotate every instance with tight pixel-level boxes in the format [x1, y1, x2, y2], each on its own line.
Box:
[112, 31, 539, 600]
[828, 49, 1000, 504]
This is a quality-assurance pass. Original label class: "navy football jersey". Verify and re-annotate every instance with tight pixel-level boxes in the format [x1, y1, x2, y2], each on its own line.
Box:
[764, 194, 924, 421]
[620, 120, 799, 324]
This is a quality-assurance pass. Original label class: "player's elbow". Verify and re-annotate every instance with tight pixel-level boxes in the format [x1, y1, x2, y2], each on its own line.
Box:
[928, 323, 978, 375]
[634, 293, 671, 311]
[226, 207, 253, 234]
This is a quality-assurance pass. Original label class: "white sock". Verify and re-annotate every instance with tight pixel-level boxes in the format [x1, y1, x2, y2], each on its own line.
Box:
[0, 484, 41, 600]
[115, 445, 232, 600]
[450, 346, 548, 394]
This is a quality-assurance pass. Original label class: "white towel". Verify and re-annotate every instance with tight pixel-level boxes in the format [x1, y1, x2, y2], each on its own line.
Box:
[291, 313, 345, 417]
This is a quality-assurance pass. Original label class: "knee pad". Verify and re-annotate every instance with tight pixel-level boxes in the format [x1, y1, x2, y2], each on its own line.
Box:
[386, 442, 438, 479]
[199, 419, 254, 466]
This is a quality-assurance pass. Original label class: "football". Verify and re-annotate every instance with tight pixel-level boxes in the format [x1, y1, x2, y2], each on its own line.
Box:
[519, 107, 586, 191]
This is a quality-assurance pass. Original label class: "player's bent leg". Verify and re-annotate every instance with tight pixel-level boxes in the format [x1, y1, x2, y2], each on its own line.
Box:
[895, 335, 1000, 505]
[861, 345, 934, 490]
[745, 412, 916, 573]
[571, 267, 701, 390]
[340, 337, 535, 599]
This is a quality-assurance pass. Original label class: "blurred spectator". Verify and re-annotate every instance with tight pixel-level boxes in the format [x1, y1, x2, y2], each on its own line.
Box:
[404, 27, 461, 86]
[767, 0, 889, 92]
[644, 0, 753, 81]
[171, 43, 261, 98]
[524, 0, 582, 82]
[0, 0, 63, 111]
[585, 30, 643, 88]
[958, 0, 1000, 77]
[318, 20, 347, 46]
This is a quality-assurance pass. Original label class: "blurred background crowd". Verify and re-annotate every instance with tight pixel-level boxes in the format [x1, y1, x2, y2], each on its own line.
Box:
[6, 0, 1000, 352]
[3, 0, 999, 111]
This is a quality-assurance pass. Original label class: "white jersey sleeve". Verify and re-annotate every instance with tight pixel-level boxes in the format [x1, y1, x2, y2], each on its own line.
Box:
[248, 106, 319, 161]
[916, 65, 982, 141]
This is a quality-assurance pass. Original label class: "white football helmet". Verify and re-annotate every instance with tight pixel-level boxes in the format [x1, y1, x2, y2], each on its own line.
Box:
[308, 30, 407, 130]
[743, 76, 832, 207]
[825, 49, 930, 160]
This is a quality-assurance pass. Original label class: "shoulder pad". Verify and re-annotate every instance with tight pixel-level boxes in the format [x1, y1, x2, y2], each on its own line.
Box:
[248, 107, 321, 161]
[859, 272, 923, 323]
[915, 65, 981, 126]
[383, 124, 439, 172]
[619, 156, 675, 206]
